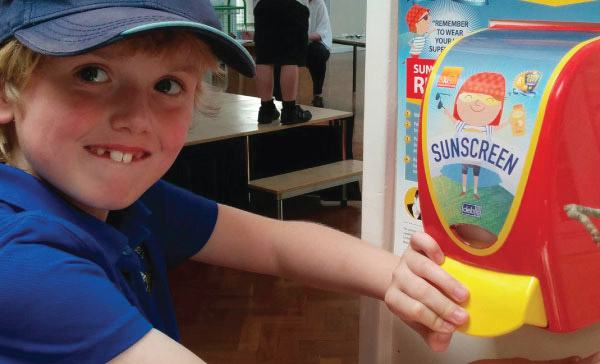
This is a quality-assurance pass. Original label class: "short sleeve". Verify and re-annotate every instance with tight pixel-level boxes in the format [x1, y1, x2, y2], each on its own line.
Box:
[142, 180, 218, 269]
[0, 242, 152, 363]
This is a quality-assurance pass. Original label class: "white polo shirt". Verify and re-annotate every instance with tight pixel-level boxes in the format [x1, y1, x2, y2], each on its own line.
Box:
[308, 0, 332, 50]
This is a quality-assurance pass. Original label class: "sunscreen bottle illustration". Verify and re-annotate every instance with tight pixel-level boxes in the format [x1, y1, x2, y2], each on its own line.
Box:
[510, 104, 526, 136]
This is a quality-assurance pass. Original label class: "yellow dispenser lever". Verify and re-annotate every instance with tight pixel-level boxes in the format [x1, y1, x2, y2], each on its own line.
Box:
[441, 257, 548, 337]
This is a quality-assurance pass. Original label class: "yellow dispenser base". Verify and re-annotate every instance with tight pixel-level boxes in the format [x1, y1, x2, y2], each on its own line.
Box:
[441, 257, 548, 337]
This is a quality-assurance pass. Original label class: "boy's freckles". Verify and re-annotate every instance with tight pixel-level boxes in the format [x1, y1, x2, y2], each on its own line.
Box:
[10, 48, 199, 220]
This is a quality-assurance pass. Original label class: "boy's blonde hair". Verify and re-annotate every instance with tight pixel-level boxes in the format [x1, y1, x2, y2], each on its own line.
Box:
[0, 30, 219, 163]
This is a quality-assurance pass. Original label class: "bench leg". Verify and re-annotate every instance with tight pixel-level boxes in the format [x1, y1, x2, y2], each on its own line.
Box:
[277, 197, 283, 220]
[341, 183, 348, 207]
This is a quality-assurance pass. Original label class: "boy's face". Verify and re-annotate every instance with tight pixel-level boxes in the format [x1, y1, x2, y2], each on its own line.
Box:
[2, 44, 200, 219]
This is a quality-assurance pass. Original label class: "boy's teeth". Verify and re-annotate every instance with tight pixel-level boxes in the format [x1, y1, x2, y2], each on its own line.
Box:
[93, 147, 140, 163]
[122, 153, 133, 164]
[110, 150, 124, 162]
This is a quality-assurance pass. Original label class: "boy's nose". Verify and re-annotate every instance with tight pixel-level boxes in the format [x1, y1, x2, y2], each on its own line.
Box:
[110, 92, 152, 134]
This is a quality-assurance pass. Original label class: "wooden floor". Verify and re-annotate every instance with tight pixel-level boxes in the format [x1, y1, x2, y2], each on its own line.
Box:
[167, 50, 366, 364]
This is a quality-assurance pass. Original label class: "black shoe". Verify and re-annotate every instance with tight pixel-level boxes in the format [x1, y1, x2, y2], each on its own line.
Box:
[257, 104, 280, 124]
[280, 105, 312, 125]
[311, 95, 324, 108]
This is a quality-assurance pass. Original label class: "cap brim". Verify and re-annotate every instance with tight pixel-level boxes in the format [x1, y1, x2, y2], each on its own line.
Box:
[441, 256, 548, 337]
[13, 7, 255, 77]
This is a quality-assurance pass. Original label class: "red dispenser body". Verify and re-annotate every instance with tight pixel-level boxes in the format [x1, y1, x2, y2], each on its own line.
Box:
[418, 25, 600, 333]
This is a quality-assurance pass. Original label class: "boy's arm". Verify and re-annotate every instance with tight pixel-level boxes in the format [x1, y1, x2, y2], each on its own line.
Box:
[108, 329, 207, 364]
[193, 204, 469, 351]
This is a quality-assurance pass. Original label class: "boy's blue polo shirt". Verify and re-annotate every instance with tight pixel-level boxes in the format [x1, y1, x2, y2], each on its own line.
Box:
[0, 163, 218, 363]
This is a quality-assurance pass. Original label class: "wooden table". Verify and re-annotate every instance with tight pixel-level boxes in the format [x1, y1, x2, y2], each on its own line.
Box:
[186, 93, 352, 146]
[165, 93, 354, 210]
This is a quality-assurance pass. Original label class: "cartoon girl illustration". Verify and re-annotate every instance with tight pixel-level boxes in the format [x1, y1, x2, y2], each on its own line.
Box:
[444, 72, 509, 200]
[405, 5, 435, 58]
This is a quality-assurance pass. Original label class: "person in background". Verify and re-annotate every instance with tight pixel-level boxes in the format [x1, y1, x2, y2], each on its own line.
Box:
[273, 0, 332, 108]
[306, 0, 332, 108]
[253, 0, 313, 124]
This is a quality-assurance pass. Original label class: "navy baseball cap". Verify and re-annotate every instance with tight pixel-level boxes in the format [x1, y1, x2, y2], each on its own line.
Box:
[0, 0, 255, 77]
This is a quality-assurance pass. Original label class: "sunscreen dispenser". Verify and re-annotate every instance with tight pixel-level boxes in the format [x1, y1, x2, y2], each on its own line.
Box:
[418, 24, 600, 336]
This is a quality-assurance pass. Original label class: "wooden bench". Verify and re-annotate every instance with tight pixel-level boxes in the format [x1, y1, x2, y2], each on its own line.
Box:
[248, 160, 363, 220]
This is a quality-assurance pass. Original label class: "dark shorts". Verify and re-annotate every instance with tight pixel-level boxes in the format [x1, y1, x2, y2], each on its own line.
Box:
[253, 0, 309, 65]
[462, 164, 481, 176]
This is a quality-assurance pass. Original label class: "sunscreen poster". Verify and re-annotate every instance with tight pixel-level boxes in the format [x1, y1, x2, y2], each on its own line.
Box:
[395, 0, 600, 254]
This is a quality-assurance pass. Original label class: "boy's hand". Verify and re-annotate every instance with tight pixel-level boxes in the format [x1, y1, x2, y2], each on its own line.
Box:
[384, 231, 469, 352]
[469, 352, 600, 364]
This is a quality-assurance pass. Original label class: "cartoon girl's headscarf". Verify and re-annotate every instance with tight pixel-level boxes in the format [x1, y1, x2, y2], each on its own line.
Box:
[453, 72, 506, 126]
[405, 5, 430, 33]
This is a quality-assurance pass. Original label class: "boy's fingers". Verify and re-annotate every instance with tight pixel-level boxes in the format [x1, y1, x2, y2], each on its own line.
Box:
[404, 321, 453, 352]
[385, 280, 458, 333]
[403, 248, 469, 303]
[397, 268, 468, 326]
[425, 331, 453, 352]
[409, 231, 444, 264]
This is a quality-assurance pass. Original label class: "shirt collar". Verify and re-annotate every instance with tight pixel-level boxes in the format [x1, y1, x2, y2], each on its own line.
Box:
[0, 163, 152, 264]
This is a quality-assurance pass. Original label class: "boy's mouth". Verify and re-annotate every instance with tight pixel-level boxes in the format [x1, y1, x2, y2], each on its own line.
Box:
[85, 146, 150, 164]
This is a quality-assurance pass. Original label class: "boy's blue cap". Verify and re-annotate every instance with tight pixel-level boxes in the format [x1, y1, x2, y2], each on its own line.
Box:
[0, 0, 256, 77]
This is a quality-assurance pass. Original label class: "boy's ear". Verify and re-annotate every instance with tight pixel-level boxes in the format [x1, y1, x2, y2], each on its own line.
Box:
[0, 90, 15, 125]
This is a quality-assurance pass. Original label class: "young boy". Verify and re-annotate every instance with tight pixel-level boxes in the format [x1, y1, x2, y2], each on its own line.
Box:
[0, 1, 469, 363]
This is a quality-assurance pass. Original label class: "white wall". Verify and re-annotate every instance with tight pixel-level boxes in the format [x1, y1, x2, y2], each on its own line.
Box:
[330, 0, 366, 35]
[330, 0, 366, 53]
[359, 0, 397, 362]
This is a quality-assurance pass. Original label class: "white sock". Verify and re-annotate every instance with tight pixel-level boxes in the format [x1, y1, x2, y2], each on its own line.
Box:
[462, 186, 466, 192]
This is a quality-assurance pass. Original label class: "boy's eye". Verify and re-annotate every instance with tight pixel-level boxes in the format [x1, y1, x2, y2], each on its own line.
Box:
[154, 79, 183, 95]
[77, 67, 108, 82]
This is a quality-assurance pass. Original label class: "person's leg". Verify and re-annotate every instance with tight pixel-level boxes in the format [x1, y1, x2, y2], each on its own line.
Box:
[306, 42, 330, 107]
[255, 64, 281, 124]
[253, 0, 280, 123]
[279, 63, 311, 124]
[273, 64, 282, 101]
[278, 0, 311, 125]
[307, 42, 329, 95]
[256, 64, 275, 102]
[279, 65, 299, 102]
